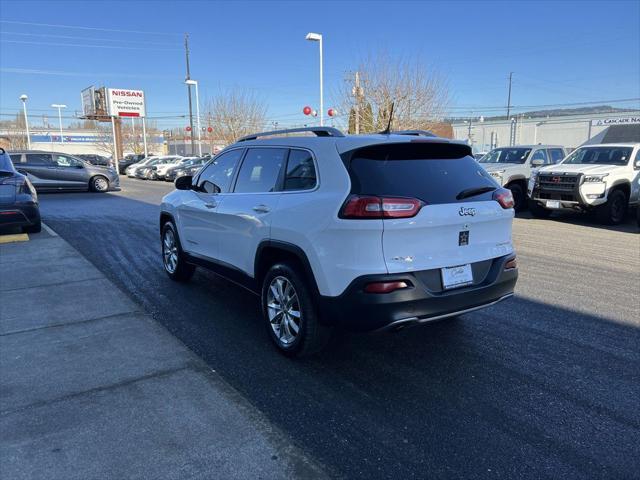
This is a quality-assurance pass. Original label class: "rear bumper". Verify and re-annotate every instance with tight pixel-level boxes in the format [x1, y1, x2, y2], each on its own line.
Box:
[317, 254, 518, 332]
[0, 203, 40, 228]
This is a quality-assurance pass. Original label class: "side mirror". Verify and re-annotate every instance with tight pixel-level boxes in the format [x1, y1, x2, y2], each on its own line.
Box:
[531, 158, 544, 167]
[175, 175, 193, 190]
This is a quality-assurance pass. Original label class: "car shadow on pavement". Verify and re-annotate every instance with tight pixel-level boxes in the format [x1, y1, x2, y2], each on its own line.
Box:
[515, 208, 639, 233]
[37, 189, 640, 480]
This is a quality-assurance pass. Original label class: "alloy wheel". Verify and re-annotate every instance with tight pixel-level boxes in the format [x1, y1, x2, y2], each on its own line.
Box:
[267, 276, 301, 345]
[162, 228, 178, 273]
[94, 177, 108, 191]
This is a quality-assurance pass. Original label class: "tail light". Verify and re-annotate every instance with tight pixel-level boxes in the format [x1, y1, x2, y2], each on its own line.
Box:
[493, 188, 514, 209]
[340, 195, 424, 219]
[364, 281, 410, 293]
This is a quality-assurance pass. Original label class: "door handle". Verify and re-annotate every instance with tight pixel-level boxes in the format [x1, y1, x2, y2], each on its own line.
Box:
[253, 204, 270, 213]
[204, 202, 217, 209]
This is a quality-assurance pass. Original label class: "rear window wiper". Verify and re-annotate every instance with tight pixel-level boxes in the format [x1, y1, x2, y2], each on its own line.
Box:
[456, 186, 496, 200]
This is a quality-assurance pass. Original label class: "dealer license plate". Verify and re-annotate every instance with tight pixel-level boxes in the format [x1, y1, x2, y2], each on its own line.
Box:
[441, 264, 473, 290]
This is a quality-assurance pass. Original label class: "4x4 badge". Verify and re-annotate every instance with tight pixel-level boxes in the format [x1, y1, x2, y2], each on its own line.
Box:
[459, 207, 476, 216]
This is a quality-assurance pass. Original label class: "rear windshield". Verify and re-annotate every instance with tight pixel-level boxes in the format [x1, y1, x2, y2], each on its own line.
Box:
[343, 143, 497, 205]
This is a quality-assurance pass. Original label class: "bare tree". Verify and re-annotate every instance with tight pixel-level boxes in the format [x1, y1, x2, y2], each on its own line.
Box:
[337, 53, 450, 133]
[0, 113, 30, 150]
[205, 89, 267, 145]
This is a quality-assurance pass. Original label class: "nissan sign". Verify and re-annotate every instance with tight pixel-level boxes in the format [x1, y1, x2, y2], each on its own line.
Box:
[107, 88, 146, 117]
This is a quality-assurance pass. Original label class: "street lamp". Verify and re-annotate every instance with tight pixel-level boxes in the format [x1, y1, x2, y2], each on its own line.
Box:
[305, 32, 323, 127]
[20, 94, 31, 149]
[185, 79, 202, 156]
[51, 104, 67, 143]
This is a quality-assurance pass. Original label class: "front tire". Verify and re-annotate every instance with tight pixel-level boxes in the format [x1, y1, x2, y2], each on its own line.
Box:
[509, 184, 526, 212]
[90, 175, 109, 193]
[595, 189, 627, 225]
[528, 200, 551, 218]
[161, 221, 195, 282]
[261, 263, 330, 357]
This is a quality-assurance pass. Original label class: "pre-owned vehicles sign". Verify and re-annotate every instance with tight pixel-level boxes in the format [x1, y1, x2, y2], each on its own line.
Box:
[107, 88, 146, 117]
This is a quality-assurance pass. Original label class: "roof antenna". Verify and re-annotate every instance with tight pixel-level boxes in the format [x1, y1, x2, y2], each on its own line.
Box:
[379, 101, 395, 135]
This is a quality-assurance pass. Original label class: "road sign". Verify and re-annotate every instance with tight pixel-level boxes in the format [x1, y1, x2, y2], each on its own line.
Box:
[107, 88, 146, 117]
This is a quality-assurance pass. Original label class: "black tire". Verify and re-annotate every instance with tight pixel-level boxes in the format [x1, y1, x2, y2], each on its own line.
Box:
[261, 262, 331, 357]
[90, 175, 109, 193]
[509, 183, 526, 212]
[161, 221, 195, 282]
[528, 200, 551, 218]
[23, 219, 41, 234]
[595, 189, 627, 225]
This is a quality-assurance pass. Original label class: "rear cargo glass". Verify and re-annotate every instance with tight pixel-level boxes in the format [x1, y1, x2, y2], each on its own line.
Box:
[342, 142, 497, 205]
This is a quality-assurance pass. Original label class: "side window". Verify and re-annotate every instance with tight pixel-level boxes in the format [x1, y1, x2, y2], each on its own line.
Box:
[530, 149, 548, 164]
[54, 155, 81, 167]
[549, 149, 565, 164]
[9, 154, 23, 164]
[284, 149, 317, 191]
[234, 148, 287, 193]
[25, 153, 53, 166]
[196, 149, 243, 194]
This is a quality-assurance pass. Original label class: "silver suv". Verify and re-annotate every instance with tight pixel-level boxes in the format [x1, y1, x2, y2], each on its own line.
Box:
[479, 145, 566, 210]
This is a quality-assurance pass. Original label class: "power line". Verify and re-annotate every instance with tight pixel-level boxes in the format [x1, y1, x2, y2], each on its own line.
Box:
[1, 39, 182, 51]
[0, 31, 180, 47]
[0, 20, 182, 36]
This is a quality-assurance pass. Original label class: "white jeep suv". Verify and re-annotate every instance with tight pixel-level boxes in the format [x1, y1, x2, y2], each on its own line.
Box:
[479, 145, 566, 211]
[528, 143, 640, 224]
[160, 128, 519, 356]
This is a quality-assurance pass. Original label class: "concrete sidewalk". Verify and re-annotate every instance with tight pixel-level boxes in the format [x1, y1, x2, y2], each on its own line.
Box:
[0, 228, 326, 480]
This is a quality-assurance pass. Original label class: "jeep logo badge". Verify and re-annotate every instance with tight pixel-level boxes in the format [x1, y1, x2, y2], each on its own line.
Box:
[458, 207, 476, 217]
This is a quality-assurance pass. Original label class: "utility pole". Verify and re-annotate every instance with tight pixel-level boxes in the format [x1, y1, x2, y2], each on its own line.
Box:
[506, 72, 513, 120]
[352, 71, 362, 134]
[184, 33, 195, 155]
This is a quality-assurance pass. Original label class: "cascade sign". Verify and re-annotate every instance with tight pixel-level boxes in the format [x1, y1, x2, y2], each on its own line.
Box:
[591, 116, 640, 127]
[107, 88, 146, 117]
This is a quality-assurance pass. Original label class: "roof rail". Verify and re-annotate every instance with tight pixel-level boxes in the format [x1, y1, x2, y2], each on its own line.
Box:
[236, 126, 345, 142]
[391, 130, 437, 137]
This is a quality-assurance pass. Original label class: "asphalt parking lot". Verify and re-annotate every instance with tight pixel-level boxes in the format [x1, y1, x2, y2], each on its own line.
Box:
[36, 177, 640, 479]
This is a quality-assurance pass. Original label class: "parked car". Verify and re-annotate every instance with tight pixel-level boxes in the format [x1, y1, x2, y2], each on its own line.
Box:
[479, 145, 566, 211]
[9, 150, 119, 192]
[135, 156, 183, 180]
[76, 154, 111, 167]
[164, 157, 208, 182]
[125, 156, 158, 177]
[528, 143, 640, 224]
[474, 152, 488, 161]
[152, 156, 196, 180]
[119, 153, 153, 173]
[159, 127, 518, 356]
[0, 148, 41, 233]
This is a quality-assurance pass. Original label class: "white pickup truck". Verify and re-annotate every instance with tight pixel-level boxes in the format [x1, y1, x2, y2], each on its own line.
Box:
[528, 143, 640, 224]
[479, 145, 566, 211]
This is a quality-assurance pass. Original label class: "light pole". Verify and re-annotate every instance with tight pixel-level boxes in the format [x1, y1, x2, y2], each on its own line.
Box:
[185, 79, 202, 156]
[51, 104, 67, 143]
[305, 32, 323, 127]
[20, 94, 31, 149]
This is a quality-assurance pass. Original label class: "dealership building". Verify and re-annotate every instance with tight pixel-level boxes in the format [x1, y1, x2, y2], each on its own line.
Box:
[451, 110, 640, 154]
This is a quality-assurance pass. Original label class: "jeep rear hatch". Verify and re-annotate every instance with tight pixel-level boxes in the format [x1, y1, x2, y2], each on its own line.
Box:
[341, 142, 514, 273]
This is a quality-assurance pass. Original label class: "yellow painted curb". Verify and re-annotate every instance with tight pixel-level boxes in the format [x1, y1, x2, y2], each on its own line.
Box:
[0, 233, 29, 244]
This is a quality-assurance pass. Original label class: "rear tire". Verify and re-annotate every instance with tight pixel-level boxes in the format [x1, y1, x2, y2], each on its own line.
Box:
[595, 189, 627, 225]
[90, 175, 109, 193]
[261, 263, 330, 357]
[528, 200, 551, 218]
[23, 219, 41, 234]
[509, 184, 526, 212]
[161, 221, 195, 282]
